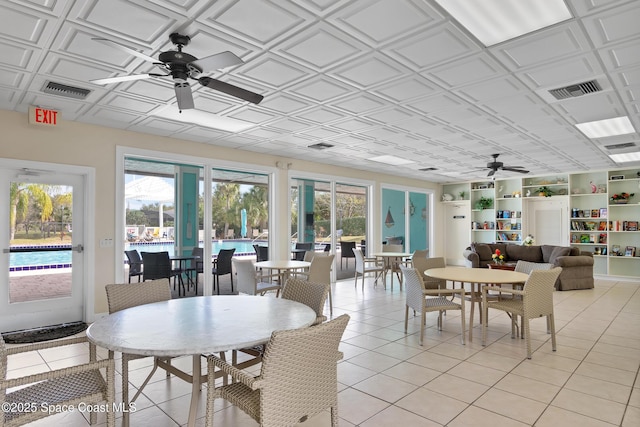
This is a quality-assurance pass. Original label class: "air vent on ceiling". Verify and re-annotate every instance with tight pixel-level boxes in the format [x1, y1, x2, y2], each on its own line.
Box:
[42, 81, 91, 100]
[604, 142, 637, 150]
[308, 142, 334, 150]
[548, 80, 601, 100]
[419, 167, 437, 171]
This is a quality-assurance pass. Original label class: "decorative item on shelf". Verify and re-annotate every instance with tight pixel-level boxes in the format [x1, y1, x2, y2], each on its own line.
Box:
[610, 192, 634, 204]
[385, 206, 395, 228]
[513, 191, 521, 198]
[610, 175, 624, 180]
[572, 188, 582, 194]
[491, 249, 505, 265]
[536, 186, 554, 197]
[442, 193, 454, 202]
[590, 181, 597, 193]
[526, 189, 531, 197]
[598, 184, 606, 193]
[474, 196, 493, 210]
[522, 235, 535, 246]
[457, 191, 466, 200]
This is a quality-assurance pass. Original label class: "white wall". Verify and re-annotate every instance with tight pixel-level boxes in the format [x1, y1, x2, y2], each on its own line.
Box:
[1, 110, 441, 314]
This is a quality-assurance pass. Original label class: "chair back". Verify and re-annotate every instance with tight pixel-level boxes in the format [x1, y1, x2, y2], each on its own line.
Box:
[282, 278, 330, 325]
[400, 266, 428, 312]
[353, 248, 366, 273]
[383, 244, 403, 253]
[339, 241, 356, 258]
[307, 254, 335, 285]
[324, 243, 331, 252]
[303, 250, 316, 262]
[233, 258, 258, 294]
[515, 260, 552, 275]
[253, 244, 269, 262]
[413, 256, 445, 289]
[215, 248, 236, 275]
[125, 250, 143, 275]
[259, 314, 350, 425]
[105, 279, 171, 314]
[191, 247, 204, 273]
[523, 268, 562, 317]
[294, 242, 313, 261]
[141, 251, 172, 281]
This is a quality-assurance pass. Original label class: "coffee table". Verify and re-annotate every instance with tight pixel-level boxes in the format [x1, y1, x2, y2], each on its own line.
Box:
[488, 262, 517, 271]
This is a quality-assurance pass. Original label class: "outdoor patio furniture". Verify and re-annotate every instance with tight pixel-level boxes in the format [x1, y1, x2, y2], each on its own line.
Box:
[213, 248, 236, 294]
[339, 241, 356, 269]
[124, 249, 143, 283]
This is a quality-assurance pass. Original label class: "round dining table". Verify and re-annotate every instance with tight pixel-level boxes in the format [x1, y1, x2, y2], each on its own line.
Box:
[254, 259, 310, 286]
[425, 267, 529, 342]
[86, 295, 315, 427]
[371, 252, 412, 290]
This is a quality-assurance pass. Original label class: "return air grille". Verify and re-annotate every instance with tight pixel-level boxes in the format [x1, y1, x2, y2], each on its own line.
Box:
[42, 81, 91, 100]
[308, 142, 334, 150]
[604, 142, 636, 150]
[548, 80, 601, 100]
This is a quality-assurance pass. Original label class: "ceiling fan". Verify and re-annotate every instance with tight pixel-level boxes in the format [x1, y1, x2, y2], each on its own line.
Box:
[481, 153, 529, 177]
[90, 33, 264, 111]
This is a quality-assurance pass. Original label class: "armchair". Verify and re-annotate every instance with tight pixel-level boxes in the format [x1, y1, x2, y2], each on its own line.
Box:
[353, 248, 383, 290]
[1, 335, 115, 427]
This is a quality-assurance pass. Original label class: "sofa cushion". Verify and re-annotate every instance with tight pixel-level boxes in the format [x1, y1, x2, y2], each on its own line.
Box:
[541, 245, 556, 263]
[471, 243, 493, 261]
[549, 246, 571, 264]
[506, 245, 543, 263]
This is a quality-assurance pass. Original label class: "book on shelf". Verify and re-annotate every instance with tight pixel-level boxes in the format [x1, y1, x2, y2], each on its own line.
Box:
[627, 221, 638, 232]
[598, 221, 607, 231]
[598, 233, 607, 243]
[624, 246, 636, 257]
[599, 208, 607, 218]
[591, 209, 599, 218]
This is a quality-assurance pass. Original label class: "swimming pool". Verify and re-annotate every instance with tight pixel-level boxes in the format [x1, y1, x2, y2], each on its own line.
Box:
[9, 240, 267, 270]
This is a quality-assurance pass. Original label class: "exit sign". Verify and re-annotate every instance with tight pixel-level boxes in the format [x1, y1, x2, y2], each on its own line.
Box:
[29, 106, 60, 126]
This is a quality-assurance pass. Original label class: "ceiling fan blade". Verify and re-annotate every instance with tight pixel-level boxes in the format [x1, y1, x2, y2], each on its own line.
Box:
[90, 74, 156, 85]
[174, 82, 195, 111]
[92, 38, 158, 63]
[198, 77, 264, 104]
[191, 51, 243, 72]
[502, 167, 529, 174]
[487, 169, 496, 177]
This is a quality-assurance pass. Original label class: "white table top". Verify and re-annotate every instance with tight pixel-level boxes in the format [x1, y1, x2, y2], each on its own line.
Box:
[86, 295, 316, 357]
[372, 252, 412, 258]
[254, 260, 310, 270]
[425, 266, 529, 284]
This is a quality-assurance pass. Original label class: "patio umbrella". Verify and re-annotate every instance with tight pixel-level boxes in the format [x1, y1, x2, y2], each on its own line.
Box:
[241, 208, 247, 238]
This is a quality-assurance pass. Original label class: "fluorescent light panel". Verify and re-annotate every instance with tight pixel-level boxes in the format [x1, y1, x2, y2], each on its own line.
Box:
[153, 107, 255, 132]
[434, 0, 572, 46]
[369, 155, 415, 166]
[575, 116, 635, 139]
[608, 151, 640, 163]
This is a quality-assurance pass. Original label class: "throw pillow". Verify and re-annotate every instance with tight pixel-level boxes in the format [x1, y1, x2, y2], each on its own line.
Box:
[541, 245, 555, 263]
[549, 246, 571, 264]
[473, 243, 493, 261]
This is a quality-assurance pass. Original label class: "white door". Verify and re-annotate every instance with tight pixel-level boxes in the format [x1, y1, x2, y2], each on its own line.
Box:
[445, 202, 471, 265]
[1, 167, 85, 332]
[524, 198, 569, 246]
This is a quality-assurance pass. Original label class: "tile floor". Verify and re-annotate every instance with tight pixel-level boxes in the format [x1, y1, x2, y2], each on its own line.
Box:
[4, 275, 640, 426]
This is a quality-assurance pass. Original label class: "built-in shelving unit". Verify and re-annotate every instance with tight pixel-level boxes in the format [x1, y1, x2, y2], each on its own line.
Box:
[441, 168, 640, 279]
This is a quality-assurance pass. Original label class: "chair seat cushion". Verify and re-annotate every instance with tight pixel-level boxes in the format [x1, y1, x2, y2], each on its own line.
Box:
[256, 282, 281, 293]
[486, 299, 524, 316]
[5, 370, 106, 423]
[424, 297, 461, 310]
[220, 382, 261, 422]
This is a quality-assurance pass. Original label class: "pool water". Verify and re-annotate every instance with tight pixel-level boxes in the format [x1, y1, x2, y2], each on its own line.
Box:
[9, 240, 266, 269]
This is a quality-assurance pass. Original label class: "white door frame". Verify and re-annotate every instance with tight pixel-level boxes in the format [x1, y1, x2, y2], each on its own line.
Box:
[0, 158, 95, 330]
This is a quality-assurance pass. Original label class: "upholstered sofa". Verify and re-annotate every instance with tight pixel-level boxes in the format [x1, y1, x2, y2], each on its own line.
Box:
[463, 243, 594, 291]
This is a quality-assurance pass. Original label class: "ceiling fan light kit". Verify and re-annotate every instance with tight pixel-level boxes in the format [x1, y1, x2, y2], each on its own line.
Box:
[90, 33, 264, 112]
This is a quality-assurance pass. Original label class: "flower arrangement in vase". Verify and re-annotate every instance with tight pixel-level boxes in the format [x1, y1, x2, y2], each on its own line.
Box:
[492, 249, 505, 265]
[522, 235, 535, 246]
[610, 193, 634, 204]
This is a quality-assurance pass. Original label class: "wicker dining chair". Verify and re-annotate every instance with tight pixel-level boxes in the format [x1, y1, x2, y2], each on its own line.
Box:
[296, 253, 334, 315]
[205, 314, 350, 427]
[1, 335, 115, 427]
[124, 249, 143, 283]
[281, 277, 331, 326]
[105, 279, 171, 425]
[482, 267, 562, 359]
[401, 265, 466, 346]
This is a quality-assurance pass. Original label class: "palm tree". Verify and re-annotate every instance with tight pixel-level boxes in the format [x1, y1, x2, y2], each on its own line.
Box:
[9, 183, 29, 240]
[212, 183, 240, 238]
[242, 186, 268, 235]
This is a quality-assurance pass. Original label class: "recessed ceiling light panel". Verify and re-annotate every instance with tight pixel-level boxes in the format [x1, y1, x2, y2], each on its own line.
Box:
[434, 0, 572, 46]
[575, 116, 636, 139]
[152, 107, 254, 132]
[608, 151, 640, 163]
[369, 155, 415, 166]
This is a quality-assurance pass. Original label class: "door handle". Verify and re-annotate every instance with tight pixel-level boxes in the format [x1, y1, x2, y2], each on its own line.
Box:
[72, 244, 84, 253]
